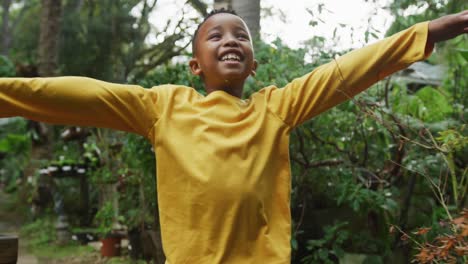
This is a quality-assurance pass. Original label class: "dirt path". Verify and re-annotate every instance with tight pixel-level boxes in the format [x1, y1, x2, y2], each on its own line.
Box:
[0, 190, 38, 264]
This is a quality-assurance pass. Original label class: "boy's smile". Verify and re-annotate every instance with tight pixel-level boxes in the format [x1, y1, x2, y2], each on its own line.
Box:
[190, 13, 258, 98]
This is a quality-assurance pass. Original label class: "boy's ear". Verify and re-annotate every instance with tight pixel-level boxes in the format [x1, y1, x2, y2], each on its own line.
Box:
[189, 58, 202, 76]
[250, 60, 258, 77]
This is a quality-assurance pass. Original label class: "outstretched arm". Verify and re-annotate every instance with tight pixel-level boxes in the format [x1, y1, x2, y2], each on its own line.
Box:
[0, 77, 160, 137]
[266, 11, 468, 128]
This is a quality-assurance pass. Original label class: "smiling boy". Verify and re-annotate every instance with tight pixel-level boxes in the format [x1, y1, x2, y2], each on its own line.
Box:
[1, 8, 468, 264]
[189, 10, 258, 98]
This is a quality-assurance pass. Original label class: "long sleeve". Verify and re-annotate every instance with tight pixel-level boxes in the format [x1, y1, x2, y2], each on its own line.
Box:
[264, 22, 433, 128]
[0, 76, 160, 138]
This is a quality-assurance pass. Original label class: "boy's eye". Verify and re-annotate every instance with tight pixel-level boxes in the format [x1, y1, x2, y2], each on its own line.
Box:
[237, 33, 249, 40]
[237, 34, 249, 40]
[208, 33, 221, 40]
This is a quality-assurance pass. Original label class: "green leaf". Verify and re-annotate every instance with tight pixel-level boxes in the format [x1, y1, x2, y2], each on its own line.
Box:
[0, 55, 15, 77]
[318, 249, 329, 260]
[457, 48, 468, 62]
[333, 247, 345, 258]
[291, 238, 298, 250]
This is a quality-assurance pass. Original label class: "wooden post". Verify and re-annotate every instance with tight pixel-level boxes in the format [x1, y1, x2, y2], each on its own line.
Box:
[79, 170, 90, 226]
[0, 234, 18, 264]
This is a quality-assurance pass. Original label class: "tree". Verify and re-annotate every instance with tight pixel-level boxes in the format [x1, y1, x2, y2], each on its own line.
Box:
[38, 0, 61, 77]
[232, 0, 260, 39]
[1, 0, 35, 58]
[19, 0, 61, 196]
[7, 0, 194, 81]
[57, 0, 193, 81]
[1, 0, 13, 56]
[212, 0, 261, 39]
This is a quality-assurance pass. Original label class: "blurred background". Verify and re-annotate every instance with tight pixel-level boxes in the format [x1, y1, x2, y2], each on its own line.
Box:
[0, 0, 466, 263]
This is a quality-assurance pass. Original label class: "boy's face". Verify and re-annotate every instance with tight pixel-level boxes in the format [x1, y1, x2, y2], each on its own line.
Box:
[189, 13, 257, 92]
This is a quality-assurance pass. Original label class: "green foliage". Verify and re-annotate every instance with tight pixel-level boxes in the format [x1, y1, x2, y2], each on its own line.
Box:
[117, 134, 156, 228]
[301, 222, 349, 264]
[59, 0, 140, 80]
[81, 142, 100, 167]
[0, 55, 16, 77]
[93, 201, 117, 237]
[51, 140, 83, 165]
[20, 216, 95, 259]
[336, 179, 397, 213]
[247, 39, 312, 93]
[386, 0, 466, 36]
[90, 167, 119, 184]
[436, 126, 468, 208]
[2, 1, 466, 262]
[7, 0, 190, 80]
[0, 134, 29, 153]
[138, 62, 204, 92]
[457, 48, 468, 62]
[0, 118, 31, 191]
[86, 129, 126, 184]
[392, 85, 454, 123]
[20, 216, 56, 248]
[437, 126, 467, 152]
[383, 3, 467, 262]
[8, 1, 41, 64]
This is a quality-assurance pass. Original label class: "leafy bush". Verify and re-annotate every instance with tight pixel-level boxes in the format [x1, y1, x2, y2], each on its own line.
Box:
[301, 221, 349, 264]
[93, 201, 117, 237]
[118, 133, 156, 229]
[0, 55, 15, 77]
[0, 119, 31, 191]
[20, 216, 56, 248]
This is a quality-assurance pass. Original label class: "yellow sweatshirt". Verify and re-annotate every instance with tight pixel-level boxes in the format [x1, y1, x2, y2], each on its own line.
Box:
[0, 22, 431, 263]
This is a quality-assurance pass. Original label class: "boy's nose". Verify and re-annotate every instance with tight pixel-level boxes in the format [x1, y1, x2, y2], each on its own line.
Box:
[223, 35, 239, 47]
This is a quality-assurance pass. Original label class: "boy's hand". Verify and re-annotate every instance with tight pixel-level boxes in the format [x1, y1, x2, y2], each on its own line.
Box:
[428, 10, 468, 45]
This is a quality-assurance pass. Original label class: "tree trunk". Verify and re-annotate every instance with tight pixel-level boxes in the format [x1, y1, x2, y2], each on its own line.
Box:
[35, 0, 62, 156]
[22, 0, 63, 222]
[231, 0, 260, 39]
[1, 0, 12, 56]
[38, 0, 62, 77]
[31, 0, 62, 161]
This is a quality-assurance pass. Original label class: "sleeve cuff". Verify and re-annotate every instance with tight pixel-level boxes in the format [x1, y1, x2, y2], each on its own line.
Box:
[417, 21, 434, 60]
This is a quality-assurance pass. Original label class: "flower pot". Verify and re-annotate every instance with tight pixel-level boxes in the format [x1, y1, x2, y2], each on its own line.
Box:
[100, 236, 121, 257]
[0, 234, 18, 264]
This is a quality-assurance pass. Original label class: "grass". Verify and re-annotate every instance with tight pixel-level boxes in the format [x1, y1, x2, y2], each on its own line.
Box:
[2, 189, 147, 263]
[32, 243, 95, 259]
[20, 216, 148, 263]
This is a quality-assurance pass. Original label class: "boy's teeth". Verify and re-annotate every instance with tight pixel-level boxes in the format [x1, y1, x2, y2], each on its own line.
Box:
[221, 53, 240, 61]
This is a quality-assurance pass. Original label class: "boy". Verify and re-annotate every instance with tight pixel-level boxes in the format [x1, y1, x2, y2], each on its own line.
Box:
[1, 8, 467, 264]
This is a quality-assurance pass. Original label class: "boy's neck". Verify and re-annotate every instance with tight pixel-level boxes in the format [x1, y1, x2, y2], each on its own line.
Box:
[204, 81, 244, 98]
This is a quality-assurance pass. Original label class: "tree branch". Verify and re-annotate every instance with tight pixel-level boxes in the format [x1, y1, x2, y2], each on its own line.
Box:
[293, 128, 310, 168]
[186, 0, 208, 16]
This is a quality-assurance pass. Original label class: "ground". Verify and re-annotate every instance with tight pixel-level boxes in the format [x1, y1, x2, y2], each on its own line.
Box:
[0, 190, 39, 264]
[0, 190, 137, 264]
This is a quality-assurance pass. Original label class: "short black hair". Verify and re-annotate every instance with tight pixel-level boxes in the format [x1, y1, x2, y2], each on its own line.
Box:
[191, 8, 239, 55]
